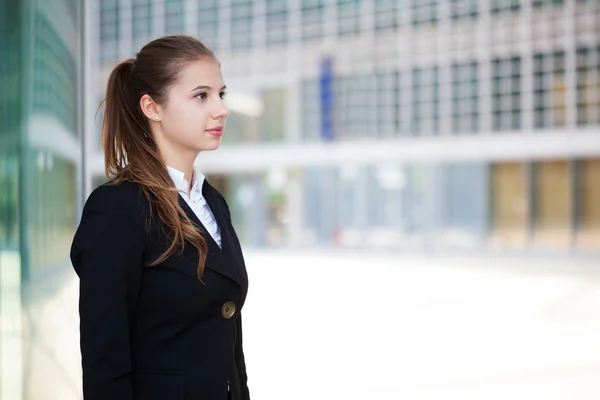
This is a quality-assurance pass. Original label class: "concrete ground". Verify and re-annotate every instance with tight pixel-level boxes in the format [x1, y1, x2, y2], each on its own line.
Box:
[242, 251, 600, 400]
[16, 250, 600, 400]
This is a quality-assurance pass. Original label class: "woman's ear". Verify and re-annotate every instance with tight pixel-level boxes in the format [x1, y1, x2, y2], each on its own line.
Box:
[140, 94, 161, 122]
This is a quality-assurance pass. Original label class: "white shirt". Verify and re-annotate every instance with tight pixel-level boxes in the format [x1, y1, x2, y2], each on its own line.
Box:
[167, 166, 222, 248]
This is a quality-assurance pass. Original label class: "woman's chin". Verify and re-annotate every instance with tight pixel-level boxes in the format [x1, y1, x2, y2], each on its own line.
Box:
[198, 140, 221, 152]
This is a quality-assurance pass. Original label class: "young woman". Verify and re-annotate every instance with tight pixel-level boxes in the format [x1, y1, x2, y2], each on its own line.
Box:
[70, 35, 250, 400]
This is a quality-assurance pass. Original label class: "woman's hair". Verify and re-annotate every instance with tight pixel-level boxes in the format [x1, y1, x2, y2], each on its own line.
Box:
[101, 35, 215, 279]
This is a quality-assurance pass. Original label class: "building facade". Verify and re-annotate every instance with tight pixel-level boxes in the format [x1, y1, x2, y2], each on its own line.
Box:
[92, 0, 600, 253]
[0, 0, 86, 398]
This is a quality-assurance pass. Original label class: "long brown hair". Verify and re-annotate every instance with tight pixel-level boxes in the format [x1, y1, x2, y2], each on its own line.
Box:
[101, 35, 216, 279]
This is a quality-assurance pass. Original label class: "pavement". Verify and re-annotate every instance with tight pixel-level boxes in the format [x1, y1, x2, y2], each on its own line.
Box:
[14, 250, 600, 400]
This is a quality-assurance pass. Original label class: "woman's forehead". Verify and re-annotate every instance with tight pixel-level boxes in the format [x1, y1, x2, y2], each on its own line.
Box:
[174, 59, 224, 91]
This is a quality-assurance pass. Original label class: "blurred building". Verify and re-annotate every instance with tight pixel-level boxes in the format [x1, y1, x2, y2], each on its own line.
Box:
[90, 0, 600, 253]
[0, 0, 85, 398]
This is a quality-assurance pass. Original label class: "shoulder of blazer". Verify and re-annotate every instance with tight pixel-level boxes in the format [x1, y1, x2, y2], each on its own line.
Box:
[83, 180, 149, 224]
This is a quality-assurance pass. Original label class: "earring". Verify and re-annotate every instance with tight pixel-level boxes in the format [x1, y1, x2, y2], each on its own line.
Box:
[154, 116, 159, 120]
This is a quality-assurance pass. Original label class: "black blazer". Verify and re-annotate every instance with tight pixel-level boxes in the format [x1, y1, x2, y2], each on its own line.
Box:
[70, 179, 250, 400]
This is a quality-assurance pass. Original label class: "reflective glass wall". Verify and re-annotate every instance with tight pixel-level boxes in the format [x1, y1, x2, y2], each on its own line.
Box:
[0, 0, 83, 398]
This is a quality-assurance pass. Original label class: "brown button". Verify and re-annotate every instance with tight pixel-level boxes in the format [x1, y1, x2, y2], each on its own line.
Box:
[221, 301, 236, 319]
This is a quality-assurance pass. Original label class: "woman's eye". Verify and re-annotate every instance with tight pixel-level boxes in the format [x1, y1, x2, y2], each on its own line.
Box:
[195, 92, 207, 100]
[220, 92, 227, 99]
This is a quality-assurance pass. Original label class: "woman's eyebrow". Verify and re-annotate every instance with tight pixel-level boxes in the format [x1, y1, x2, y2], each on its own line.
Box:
[190, 85, 227, 92]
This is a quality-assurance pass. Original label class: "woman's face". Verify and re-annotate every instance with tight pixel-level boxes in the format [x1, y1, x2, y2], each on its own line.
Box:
[151, 58, 230, 157]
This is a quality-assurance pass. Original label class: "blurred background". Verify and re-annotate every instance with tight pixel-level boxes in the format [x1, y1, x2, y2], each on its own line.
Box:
[1, 0, 599, 399]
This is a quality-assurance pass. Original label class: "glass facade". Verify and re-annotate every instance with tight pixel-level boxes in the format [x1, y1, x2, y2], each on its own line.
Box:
[95, 1, 600, 140]
[91, 0, 600, 253]
[0, 0, 83, 397]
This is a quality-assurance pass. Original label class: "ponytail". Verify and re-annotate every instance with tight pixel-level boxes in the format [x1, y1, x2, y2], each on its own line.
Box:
[101, 58, 149, 177]
[99, 36, 214, 280]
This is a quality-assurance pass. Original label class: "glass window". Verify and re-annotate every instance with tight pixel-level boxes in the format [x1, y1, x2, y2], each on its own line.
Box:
[219, 112, 250, 144]
[490, 162, 528, 246]
[231, 0, 253, 49]
[376, 71, 401, 137]
[301, 79, 321, 141]
[303, 167, 337, 245]
[576, 46, 600, 126]
[441, 163, 488, 241]
[336, 165, 361, 231]
[451, 0, 478, 20]
[575, 1, 598, 36]
[0, 5, 21, 251]
[301, 0, 324, 41]
[198, 0, 219, 49]
[132, 0, 152, 50]
[451, 61, 479, 134]
[1, 1, 83, 396]
[533, 160, 572, 248]
[266, 0, 288, 45]
[375, 0, 401, 30]
[337, 0, 362, 36]
[402, 165, 428, 236]
[490, 0, 521, 14]
[533, 51, 566, 128]
[339, 74, 374, 139]
[100, 0, 120, 64]
[492, 56, 522, 131]
[576, 158, 600, 249]
[533, 0, 564, 7]
[366, 164, 406, 231]
[258, 87, 286, 142]
[165, 0, 184, 35]
[411, 66, 440, 135]
[412, 0, 438, 27]
[33, 11, 78, 134]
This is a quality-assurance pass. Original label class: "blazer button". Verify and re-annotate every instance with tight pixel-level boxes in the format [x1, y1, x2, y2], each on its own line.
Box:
[221, 301, 236, 319]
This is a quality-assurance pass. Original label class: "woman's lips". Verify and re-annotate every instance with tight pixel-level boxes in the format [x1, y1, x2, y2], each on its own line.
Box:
[206, 126, 224, 137]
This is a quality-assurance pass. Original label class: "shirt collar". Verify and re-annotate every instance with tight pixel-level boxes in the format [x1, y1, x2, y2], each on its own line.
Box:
[166, 165, 205, 195]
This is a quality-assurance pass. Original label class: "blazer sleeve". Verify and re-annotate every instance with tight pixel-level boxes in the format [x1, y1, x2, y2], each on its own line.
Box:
[70, 186, 145, 400]
[235, 314, 250, 400]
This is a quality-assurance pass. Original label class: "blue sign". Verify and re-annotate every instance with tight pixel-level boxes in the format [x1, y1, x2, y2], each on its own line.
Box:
[319, 56, 334, 141]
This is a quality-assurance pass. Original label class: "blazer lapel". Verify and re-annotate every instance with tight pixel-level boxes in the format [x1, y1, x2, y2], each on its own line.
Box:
[201, 183, 236, 255]
[202, 182, 249, 292]
[177, 195, 242, 285]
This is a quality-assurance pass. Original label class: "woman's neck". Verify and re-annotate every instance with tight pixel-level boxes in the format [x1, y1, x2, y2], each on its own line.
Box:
[163, 156, 197, 192]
